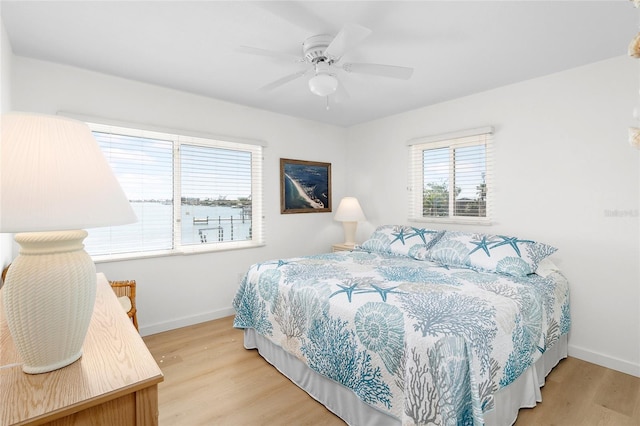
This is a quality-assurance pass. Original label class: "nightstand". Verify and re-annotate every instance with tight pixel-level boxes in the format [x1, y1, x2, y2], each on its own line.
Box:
[1, 273, 163, 425]
[332, 243, 356, 252]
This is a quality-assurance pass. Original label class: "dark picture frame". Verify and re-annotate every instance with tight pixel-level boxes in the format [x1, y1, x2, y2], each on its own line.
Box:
[280, 158, 332, 214]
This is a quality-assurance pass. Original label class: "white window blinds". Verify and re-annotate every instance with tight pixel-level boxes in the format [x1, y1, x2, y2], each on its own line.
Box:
[408, 127, 493, 224]
[178, 136, 260, 249]
[83, 122, 264, 259]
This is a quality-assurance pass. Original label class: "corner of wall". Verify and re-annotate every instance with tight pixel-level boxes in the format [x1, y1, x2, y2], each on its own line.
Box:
[1, 15, 15, 269]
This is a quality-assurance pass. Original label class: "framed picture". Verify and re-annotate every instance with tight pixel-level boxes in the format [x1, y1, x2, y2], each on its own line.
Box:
[280, 158, 332, 214]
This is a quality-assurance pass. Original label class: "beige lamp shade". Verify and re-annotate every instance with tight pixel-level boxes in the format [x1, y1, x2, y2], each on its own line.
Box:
[334, 197, 366, 222]
[334, 197, 366, 245]
[1, 112, 136, 232]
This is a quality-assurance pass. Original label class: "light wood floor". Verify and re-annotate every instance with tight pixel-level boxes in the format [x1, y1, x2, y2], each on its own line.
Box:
[143, 316, 640, 425]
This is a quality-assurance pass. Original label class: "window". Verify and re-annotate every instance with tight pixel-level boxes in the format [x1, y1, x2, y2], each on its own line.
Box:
[84, 122, 264, 260]
[408, 127, 493, 224]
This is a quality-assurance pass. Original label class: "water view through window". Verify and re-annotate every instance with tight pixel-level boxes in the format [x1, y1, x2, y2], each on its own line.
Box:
[85, 127, 257, 257]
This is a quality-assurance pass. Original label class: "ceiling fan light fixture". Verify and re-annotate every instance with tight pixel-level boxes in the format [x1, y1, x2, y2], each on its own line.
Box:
[309, 73, 338, 97]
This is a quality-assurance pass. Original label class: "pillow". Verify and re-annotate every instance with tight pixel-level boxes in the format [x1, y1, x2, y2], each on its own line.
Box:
[424, 231, 557, 277]
[359, 225, 443, 258]
[534, 258, 560, 278]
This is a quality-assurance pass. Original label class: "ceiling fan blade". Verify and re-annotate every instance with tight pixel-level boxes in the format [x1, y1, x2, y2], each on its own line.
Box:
[260, 70, 308, 92]
[324, 23, 372, 59]
[333, 80, 350, 104]
[237, 46, 303, 63]
[341, 62, 414, 80]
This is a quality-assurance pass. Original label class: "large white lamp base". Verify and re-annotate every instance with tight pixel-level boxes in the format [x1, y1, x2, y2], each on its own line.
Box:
[2, 230, 96, 374]
[342, 221, 358, 245]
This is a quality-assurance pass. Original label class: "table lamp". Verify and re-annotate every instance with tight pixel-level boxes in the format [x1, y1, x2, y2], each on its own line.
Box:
[1, 112, 136, 374]
[334, 197, 366, 245]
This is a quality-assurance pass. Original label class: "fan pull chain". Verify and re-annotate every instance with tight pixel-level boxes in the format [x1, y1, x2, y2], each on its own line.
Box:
[326, 96, 330, 111]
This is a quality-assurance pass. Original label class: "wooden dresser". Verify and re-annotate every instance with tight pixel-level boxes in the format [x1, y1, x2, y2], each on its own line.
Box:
[0, 273, 164, 425]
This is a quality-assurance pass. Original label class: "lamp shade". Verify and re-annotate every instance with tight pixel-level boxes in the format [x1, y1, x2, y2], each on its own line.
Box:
[1, 112, 136, 232]
[334, 197, 366, 222]
[308, 74, 339, 97]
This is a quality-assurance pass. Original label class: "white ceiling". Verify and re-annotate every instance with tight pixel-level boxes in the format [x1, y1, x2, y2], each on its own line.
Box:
[1, 1, 636, 127]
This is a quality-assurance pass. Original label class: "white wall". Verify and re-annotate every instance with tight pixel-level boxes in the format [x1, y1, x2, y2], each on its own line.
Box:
[11, 57, 348, 335]
[1, 17, 10, 111]
[347, 56, 640, 376]
[9, 50, 639, 376]
[0, 16, 14, 271]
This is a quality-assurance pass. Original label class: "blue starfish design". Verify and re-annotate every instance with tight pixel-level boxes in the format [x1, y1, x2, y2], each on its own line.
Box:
[489, 236, 534, 257]
[258, 259, 291, 270]
[407, 227, 436, 244]
[369, 284, 404, 302]
[390, 228, 408, 245]
[329, 282, 360, 302]
[469, 236, 492, 257]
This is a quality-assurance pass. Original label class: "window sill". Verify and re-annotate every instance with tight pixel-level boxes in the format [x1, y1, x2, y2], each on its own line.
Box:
[409, 217, 492, 226]
[92, 242, 266, 263]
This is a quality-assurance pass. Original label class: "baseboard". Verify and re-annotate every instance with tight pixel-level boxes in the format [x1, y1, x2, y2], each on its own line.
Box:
[568, 344, 640, 377]
[139, 307, 235, 337]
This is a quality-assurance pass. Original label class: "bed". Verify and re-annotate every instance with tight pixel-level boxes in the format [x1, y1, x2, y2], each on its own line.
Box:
[233, 226, 570, 425]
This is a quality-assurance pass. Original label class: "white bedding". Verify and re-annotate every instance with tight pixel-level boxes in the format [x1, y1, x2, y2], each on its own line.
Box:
[233, 246, 570, 424]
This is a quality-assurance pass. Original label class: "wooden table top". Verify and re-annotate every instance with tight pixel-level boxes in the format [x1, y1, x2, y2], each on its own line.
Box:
[0, 273, 163, 425]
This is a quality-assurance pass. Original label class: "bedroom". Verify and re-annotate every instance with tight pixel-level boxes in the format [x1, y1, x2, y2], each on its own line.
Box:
[0, 1, 638, 425]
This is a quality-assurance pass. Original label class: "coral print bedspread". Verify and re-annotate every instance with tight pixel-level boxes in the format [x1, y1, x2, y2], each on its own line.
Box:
[233, 228, 570, 425]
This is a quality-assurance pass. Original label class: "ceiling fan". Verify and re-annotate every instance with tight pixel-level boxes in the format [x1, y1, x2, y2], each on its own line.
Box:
[238, 23, 414, 102]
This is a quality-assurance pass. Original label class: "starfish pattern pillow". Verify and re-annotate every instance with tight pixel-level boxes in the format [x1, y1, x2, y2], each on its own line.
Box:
[359, 225, 444, 258]
[424, 231, 557, 276]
